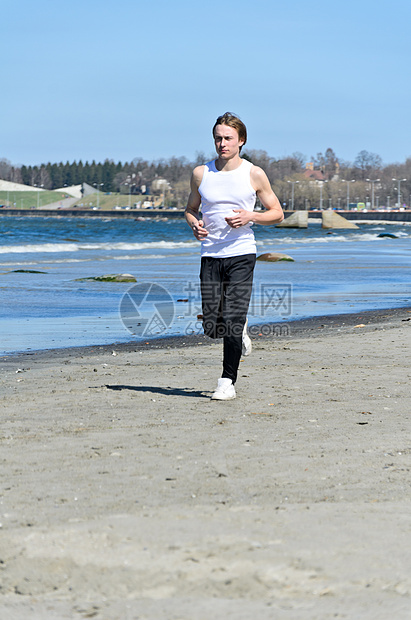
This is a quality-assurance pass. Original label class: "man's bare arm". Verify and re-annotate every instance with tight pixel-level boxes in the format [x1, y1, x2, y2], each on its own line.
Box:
[225, 165, 284, 228]
[251, 166, 284, 224]
[185, 166, 208, 240]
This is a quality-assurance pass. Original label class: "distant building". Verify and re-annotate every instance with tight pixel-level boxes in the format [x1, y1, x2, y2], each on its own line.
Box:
[303, 169, 325, 182]
[151, 178, 171, 192]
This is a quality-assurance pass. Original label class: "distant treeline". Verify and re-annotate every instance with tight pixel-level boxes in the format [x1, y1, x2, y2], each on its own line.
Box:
[0, 156, 199, 194]
[1, 148, 410, 208]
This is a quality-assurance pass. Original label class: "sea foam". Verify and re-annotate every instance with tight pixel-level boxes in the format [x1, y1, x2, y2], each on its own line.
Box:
[0, 240, 198, 254]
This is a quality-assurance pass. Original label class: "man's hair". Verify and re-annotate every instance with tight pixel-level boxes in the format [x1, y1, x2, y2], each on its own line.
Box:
[212, 112, 247, 151]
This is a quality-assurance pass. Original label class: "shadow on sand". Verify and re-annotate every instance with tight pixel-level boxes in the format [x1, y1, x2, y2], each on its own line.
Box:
[105, 384, 209, 399]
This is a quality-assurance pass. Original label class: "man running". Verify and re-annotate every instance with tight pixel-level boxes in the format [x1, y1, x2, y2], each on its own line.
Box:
[185, 112, 284, 400]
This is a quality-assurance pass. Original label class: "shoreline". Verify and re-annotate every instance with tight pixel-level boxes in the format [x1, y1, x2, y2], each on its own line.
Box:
[1, 305, 410, 367]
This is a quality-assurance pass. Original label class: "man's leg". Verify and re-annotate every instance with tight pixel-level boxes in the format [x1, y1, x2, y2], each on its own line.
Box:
[200, 257, 224, 339]
[221, 254, 256, 384]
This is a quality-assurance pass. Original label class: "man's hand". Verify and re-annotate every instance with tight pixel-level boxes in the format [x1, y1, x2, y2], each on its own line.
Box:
[191, 219, 208, 240]
[225, 209, 252, 228]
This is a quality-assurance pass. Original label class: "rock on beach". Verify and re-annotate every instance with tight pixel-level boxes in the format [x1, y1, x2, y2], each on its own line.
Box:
[257, 252, 294, 262]
[75, 273, 137, 282]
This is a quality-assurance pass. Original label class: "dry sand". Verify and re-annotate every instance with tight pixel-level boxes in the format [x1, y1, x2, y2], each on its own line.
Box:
[1, 309, 411, 619]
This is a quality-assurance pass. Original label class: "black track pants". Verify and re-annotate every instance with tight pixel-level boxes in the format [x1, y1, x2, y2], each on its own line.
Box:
[200, 254, 256, 383]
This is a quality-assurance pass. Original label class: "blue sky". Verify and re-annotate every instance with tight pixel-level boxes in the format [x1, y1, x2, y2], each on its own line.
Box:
[1, 0, 410, 167]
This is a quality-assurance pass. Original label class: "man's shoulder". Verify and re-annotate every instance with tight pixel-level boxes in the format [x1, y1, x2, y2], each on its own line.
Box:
[249, 163, 270, 192]
[249, 163, 267, 180]
[191, 163, 208, 187]
[248, 162, 263, 174]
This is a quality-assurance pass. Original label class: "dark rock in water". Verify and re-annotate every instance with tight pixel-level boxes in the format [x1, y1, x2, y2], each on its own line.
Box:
[75, 274, 137, 282]
[377, 233, 398, 239]
[257, 252, 294, 262]
[10, 269, 48, 274]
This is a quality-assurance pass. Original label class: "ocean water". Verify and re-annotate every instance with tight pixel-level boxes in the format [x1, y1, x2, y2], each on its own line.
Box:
[0, 215, 410, 354]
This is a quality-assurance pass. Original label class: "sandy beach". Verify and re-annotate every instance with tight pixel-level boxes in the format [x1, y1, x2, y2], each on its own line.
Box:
[1, 308, 411, 619]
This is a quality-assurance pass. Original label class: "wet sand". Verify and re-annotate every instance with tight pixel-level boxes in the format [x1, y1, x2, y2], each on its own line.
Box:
[1, 308, 411, 619]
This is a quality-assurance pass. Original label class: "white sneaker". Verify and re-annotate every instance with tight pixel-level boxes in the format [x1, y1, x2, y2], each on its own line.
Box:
[242, 318, 252, 356]
[211, 378, 236, 400]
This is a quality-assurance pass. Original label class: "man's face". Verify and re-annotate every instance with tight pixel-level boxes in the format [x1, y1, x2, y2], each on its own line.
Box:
[213, 124, 244, 160]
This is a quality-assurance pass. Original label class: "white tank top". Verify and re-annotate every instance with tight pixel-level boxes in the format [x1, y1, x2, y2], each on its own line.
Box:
[198, 159, 257, 257]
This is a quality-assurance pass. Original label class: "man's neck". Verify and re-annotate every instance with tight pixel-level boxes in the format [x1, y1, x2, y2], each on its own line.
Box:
[215, 154, 243, 172]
